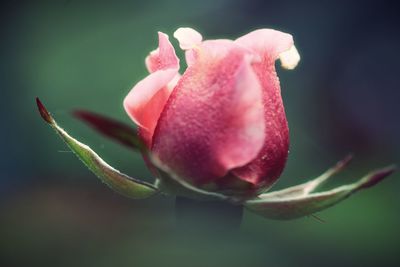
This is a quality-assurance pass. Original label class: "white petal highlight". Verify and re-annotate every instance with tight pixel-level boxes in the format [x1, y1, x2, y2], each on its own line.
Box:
[279, 45, 300, 70]
[173, 27, 203, 50]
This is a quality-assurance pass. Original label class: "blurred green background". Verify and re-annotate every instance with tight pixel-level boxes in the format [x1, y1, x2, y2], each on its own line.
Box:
[1, 0, 399, 266]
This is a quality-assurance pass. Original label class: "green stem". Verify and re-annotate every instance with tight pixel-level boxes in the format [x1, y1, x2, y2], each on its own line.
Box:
[175, 197, 243, 232]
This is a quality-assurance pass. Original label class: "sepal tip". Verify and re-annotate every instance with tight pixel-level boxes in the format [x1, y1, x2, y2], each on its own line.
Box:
[36, 97, 54, 124]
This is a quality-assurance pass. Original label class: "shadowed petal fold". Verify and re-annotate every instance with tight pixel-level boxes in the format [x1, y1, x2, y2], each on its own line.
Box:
[230, 29, 300, 188]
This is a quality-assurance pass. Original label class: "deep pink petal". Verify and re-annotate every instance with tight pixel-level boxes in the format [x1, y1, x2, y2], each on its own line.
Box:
[231, 29, 299, 188]
[124, 32, 179, 147]
[152, 41, 265, 185]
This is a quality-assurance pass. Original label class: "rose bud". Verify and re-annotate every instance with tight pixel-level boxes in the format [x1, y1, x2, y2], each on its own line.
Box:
[124, 28, 300, 197]
[38, 28, 394, 220]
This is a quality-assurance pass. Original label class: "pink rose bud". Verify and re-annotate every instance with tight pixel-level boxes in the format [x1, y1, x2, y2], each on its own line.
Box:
[124, 28, 300, 196]
[37, 27, 394, 220]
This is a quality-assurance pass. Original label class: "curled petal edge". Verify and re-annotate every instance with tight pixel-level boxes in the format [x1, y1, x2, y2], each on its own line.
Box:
[235, 28, 300, 69]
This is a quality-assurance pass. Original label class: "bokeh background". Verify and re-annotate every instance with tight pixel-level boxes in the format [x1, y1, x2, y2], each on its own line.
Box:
[1, 0, 399, 266]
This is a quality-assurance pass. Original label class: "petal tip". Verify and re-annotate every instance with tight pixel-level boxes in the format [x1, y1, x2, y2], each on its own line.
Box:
[36, 97, 53, 124]
[173, 27, 203, 50]
[279, 45, 300, 70]
[157, 31, 169, 40]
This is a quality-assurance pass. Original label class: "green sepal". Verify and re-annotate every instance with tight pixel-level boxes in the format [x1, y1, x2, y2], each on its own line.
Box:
[245, 157, 395, 220]
[258, 154, 354, 199]
[36, 98, 158, 199]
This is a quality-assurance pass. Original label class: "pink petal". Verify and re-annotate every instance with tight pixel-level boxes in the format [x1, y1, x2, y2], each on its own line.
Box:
[231, 29, 299, 188]
[124, 32, 179, 147]
[236, 29, 300, 68]
[152, 41, 265, 185]
[145, 32, 179, 73]
[230, 67, 289, 187]
[184, 50, 197, 67]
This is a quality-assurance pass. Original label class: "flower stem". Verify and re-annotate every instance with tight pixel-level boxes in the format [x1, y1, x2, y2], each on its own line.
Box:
[175, 197, 243, 232]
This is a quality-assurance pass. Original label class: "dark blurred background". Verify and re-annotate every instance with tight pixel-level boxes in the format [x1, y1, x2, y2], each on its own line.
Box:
[1, 0, 399, 266]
